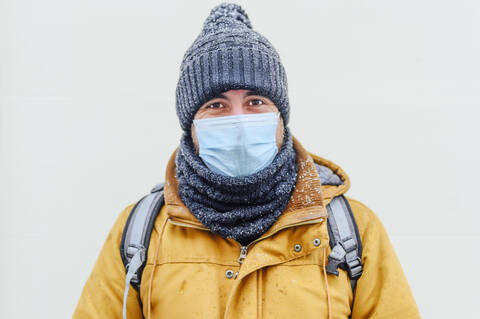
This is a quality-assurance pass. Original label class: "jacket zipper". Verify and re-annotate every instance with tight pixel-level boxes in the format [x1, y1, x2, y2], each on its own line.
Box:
[168, 217, 325, 268]
[238, 246, 248, 264]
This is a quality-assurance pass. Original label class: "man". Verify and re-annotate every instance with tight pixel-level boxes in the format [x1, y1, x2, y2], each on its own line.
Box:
[74, 2, 421, 318]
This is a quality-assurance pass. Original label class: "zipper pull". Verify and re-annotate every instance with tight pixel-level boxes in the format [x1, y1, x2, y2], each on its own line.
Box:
[238, 246, 248, 265]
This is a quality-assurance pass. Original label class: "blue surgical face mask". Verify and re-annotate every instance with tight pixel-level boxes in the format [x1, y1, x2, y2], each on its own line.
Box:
[193, 112, 280, 177]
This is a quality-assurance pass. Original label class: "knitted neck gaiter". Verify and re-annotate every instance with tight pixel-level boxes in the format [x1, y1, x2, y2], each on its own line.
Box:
[175, 127, 298, 246]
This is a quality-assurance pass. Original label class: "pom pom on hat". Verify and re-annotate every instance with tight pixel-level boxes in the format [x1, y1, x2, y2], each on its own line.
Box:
[202, 2, 252, 33]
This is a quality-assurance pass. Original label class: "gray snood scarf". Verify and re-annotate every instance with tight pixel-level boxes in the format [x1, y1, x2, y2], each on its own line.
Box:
[175, 128, 298, 246]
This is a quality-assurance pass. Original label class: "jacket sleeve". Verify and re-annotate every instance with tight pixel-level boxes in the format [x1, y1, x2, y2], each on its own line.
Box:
[347, 198, 421, 319]
[73, 203, 144, 319]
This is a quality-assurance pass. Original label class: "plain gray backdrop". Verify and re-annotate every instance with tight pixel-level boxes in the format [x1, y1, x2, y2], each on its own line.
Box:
[1, 0, 479, 318]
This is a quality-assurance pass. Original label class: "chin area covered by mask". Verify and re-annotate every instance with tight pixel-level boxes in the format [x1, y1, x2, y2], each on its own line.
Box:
[193, 112, 280, 177]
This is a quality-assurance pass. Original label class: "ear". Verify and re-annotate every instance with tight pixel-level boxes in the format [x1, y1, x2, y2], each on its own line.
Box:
[190, 123, 200, 154]
[276, 116, 285, 150]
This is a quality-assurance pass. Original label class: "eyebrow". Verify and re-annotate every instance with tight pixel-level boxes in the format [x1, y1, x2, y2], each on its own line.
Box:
[211, 90, 263, 100]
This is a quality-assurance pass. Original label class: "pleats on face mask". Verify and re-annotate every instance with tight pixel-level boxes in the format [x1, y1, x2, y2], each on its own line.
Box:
[193, 112, 280, 177]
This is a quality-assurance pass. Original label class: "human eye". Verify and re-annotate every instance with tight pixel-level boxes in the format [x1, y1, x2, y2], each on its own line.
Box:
[247, 98, 265, 106]
[205, 101, 225, 109]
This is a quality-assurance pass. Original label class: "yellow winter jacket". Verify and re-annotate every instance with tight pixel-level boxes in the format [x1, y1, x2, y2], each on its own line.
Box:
[73, 137, 421, 319]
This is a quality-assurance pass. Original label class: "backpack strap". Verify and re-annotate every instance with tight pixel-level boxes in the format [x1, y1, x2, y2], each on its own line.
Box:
[325, 195, 363, 294]
[314, 163, 363, 294]
[120, 183, 164, 319]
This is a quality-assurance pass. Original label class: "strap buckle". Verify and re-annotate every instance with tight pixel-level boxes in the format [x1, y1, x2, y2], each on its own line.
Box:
[125, 245, 146, 285]
[339, 237, 357, 253]
[345, 256, 363, 279]
[326, 244, 346, 276]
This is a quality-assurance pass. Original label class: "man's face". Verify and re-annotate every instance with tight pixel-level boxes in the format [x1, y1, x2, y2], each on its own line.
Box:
[191, 89, 285, 152]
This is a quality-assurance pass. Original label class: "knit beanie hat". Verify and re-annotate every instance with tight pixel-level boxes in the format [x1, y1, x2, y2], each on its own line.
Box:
[175, 2, 290, 132]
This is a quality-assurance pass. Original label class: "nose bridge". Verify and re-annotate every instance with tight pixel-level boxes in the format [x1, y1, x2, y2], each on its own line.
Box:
[230, 95, 245, 115]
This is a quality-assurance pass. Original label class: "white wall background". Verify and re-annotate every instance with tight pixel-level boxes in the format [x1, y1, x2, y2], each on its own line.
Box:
[1, 0, 479, 318]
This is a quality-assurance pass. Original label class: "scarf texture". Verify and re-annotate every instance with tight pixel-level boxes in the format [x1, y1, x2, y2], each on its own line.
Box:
[175, 128, 298, 246]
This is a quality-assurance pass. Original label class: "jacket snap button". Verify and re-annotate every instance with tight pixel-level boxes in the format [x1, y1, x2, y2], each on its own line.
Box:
[313, 238, 321, 246]
[294, 244, 302, 252]
[225, 270, 234, 279]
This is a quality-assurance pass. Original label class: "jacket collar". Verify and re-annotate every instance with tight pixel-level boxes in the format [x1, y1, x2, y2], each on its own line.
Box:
[163, 135, 350, 235]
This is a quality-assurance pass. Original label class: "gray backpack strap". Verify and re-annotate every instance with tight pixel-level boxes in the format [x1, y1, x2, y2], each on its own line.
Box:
[120, 183, 165, 319]
[326, 195, 363, 294]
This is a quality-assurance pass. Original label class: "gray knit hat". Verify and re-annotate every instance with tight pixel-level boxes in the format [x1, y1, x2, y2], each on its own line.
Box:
[175, 2, 290, 132]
